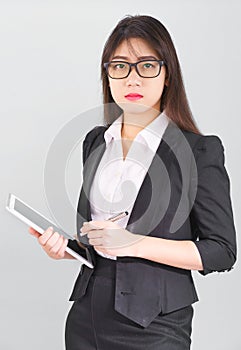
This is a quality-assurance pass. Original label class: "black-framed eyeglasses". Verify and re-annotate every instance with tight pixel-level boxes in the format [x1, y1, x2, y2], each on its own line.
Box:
[104, 59, 165, 79]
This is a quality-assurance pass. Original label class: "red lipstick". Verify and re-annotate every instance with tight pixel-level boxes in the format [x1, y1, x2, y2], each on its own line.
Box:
[125, 93, 143, 101]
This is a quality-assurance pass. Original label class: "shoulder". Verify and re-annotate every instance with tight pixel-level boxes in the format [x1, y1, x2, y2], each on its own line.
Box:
[84, 125, 108, 144]
[181, 129, 224, 156]
[178, 129, 226, 171]
[181, 131, 226, 174]
[82, 125, 108, 163]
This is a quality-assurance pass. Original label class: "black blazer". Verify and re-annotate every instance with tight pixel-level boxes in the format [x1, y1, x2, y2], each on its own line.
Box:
[69, 120, 237, 328]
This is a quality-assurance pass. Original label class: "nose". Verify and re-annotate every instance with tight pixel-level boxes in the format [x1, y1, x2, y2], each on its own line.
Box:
[126, 66, 141, 86]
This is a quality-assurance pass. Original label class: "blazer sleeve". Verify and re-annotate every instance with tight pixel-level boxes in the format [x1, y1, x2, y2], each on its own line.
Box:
[190, 135, 237, 276]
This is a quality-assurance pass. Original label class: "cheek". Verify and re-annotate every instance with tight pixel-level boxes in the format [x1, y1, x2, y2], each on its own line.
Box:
[109, 82, 123, 101]
[146, 79, 165, 101]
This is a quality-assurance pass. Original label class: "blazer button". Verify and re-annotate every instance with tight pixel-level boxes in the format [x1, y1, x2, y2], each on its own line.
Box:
[120, 291, 135, 296]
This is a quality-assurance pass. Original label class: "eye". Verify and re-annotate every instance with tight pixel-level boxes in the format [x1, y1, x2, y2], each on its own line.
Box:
[112, 63, 126, 70]
[143, 62, 154, 69]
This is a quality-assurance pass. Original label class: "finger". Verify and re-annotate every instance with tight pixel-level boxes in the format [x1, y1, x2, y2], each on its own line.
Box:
[89, 237, 103, 246]
[80, 224, 90, 235]
[49, 235, 65, 255]
[89, 220, 106, 227]
[39, 227, 57, 245]
[79, 228, 87, 236]
[29, 227, 37, 234]
[38, 226, 54, 245]
[57, 238, 68, 257]
[80, 225, 103, 236]
[28, 227, 41, 238]
[44, 231, 60, 250]
[81, 221, 104, 233]
[87, 230, 103, 239]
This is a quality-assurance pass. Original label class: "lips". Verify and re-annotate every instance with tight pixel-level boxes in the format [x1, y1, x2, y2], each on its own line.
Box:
[125, 93, 143, 101]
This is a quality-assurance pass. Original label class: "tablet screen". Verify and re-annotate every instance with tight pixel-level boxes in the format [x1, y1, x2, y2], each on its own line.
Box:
[13, 196, 74, 240]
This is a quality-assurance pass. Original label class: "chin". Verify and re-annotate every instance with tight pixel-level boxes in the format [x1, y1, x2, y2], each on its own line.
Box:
[118, 101, 151, 115]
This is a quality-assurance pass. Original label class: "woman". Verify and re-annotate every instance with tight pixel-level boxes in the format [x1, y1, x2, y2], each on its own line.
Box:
[29, 15, 237, 350]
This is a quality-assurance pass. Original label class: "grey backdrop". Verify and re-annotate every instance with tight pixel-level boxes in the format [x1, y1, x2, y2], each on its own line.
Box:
[1, 1, 240, 349]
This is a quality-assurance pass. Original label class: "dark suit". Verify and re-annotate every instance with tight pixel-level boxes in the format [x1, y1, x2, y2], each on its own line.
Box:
[68, 120, 237, 328]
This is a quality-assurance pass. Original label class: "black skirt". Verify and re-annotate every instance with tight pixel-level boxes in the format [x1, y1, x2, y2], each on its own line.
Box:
[65, 254, 193, 350]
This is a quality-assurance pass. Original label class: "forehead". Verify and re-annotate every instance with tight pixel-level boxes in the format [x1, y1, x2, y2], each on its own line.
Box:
[111, 38, 159, 59]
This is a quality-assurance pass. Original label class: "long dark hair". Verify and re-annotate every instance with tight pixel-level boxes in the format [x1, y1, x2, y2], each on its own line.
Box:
[101, 15, 201, 134]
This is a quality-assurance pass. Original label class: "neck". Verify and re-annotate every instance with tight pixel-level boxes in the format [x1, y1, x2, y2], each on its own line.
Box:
[121, 109, 161, 140]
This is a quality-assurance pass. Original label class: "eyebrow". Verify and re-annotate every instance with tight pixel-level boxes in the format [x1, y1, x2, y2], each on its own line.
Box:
[111, 55, 158, 60]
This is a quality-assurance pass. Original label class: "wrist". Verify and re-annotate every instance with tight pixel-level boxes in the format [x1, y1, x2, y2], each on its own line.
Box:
[128, 234, 146, 258]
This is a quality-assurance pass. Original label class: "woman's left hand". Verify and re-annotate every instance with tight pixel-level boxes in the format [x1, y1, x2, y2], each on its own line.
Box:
[80, 220, 143, 257]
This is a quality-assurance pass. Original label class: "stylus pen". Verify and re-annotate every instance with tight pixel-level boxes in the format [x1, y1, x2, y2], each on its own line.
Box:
[76, 211, 129, 242]
[107, 211, 129, 222]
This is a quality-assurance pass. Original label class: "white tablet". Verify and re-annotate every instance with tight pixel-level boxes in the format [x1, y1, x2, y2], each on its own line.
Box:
[6, 193, 93, 268]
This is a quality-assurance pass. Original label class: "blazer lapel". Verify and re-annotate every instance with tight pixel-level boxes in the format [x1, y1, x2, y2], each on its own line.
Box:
[125, 120, 180, 235]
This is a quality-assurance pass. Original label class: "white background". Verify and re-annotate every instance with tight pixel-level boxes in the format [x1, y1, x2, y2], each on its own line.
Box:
[0, 1, 240, 349]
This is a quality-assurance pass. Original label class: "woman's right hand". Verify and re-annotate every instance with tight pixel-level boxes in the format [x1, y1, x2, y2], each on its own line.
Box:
[28, 226, 74, 259]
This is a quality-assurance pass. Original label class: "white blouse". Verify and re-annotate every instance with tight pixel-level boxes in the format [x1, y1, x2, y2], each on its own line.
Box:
[89, 112, 170, 259]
